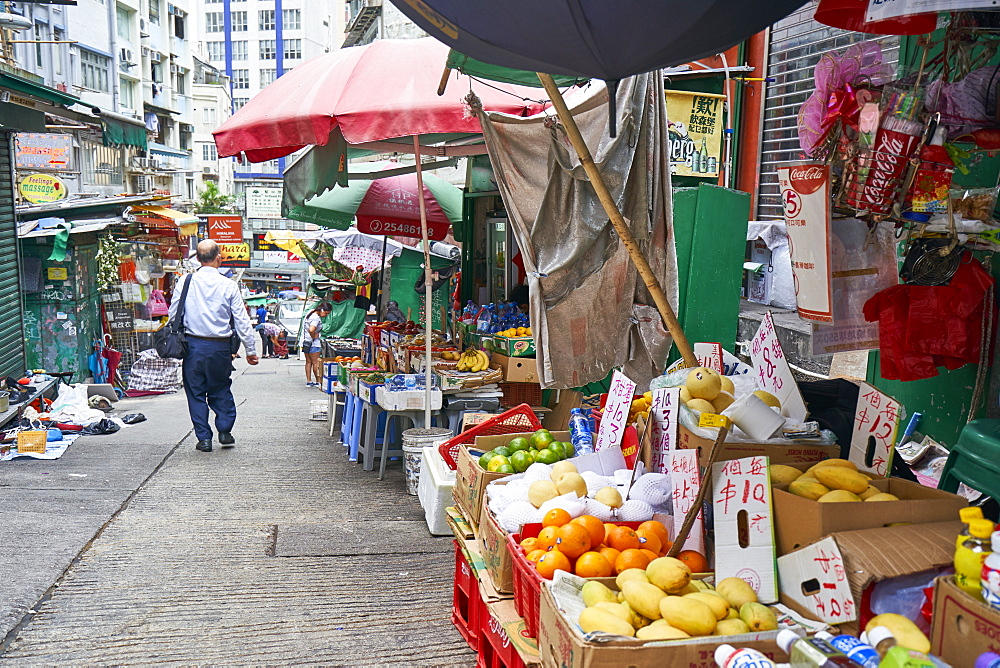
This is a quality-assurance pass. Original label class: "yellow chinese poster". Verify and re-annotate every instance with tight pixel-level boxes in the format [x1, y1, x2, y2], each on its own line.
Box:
[665, 91, 726, 178]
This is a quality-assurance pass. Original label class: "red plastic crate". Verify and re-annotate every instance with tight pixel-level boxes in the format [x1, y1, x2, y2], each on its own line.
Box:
[499, 383, 543, 408]
[507, 521, 647, 638]
[439, 404, 542, 470]
[452, 540, 481, 651]
[477, 603, 525, 668]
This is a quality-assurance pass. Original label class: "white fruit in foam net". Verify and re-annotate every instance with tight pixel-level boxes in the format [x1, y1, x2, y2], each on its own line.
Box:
[628, 473, 672, 507]
[580, 497, 615, 521]
[523, 462, 554, 483]
[499, 501, 541, 533]
[615, 468, 644, 487]
[581, 471, 613, 496]
[616, 498, 655, 522]
[538, 492, 586, 518]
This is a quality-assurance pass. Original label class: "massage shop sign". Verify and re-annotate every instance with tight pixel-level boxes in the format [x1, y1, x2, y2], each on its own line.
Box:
[18, 173, 68, 203]
[665, 90, 725, 178]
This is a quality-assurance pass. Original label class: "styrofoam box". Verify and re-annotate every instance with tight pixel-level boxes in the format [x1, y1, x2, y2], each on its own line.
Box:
[418, 445, 455, 536]
[375, 386, 443, 411]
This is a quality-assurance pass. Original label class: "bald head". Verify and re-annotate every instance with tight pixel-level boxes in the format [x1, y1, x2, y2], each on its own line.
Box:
[196, 239, 221, 265]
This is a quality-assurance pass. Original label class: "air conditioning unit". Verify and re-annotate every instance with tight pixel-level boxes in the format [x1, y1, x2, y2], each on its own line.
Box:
[141, 46, 150, 58]
[139, 17, 148, 36]
[135, 175, 151, 192]
[119, 48, 134, 64]
[202, 165, 215, 174]
[150, 52, 162, 63]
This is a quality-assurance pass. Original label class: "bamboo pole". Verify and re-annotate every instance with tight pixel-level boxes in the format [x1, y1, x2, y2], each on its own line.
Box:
[536, 73, 698, 369]
[414, 136, 433, 427]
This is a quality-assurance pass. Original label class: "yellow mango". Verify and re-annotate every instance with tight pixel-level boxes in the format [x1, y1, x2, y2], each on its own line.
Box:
[818, 489, 862, 503]
[814, 458, 859, 471]
[636, 623, 690, 640]
[865, 613, 930, 654]
[865, 493, 900, 502]
[594, 601, 634, 625]
[582, 581, 619, 608]
[684, 592, 730, 621]
[659, 596, 717, 636]
[622, 581, 667, 621]
[788, 479, 830, 501]
[740, 602, 778, 631]
[814, 466, 869, 494]
[716, 577, 758, 609]
[769, 464, 804, 485]
[859, 485, 881, 500]
[645, 557, 692, 594]
[579, 607, 635, 637]
[714, 619, 751, 636]
[615, 568, 649, 589]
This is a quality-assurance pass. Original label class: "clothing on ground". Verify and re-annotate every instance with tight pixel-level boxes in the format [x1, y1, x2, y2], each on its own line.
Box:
[169, 266, 257, 355]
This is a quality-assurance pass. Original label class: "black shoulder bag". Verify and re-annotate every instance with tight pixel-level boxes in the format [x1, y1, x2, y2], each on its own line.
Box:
[153, 273, 193, 359]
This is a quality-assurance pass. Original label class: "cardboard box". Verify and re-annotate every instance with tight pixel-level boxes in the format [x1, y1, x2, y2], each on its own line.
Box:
[493, 335, 536, 357]
[485, 599, 542, 668]
[492, 353, 539, 383]
[778, 521, 959, 625]
[479, 500, 515, 594]
[773, 476, 967, 555]
[538, 574, 788, 667]
[677, 425, 841, 468]
[931, 575, 1000, 666]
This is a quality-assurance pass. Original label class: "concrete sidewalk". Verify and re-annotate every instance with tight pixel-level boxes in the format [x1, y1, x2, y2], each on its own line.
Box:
[0, 358, 473, 665]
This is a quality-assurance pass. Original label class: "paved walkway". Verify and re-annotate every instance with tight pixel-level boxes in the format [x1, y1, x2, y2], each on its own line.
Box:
[0, 358, 473, 665]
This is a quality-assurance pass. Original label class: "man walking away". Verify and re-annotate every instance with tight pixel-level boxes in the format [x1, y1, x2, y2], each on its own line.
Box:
[170, 240, 258, 452]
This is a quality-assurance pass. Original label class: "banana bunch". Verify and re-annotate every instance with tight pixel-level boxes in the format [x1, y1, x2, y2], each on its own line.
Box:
[456, 348, 490, 372]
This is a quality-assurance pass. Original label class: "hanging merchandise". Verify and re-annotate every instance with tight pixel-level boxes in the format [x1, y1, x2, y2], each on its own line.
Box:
[95, 233, 121, 291]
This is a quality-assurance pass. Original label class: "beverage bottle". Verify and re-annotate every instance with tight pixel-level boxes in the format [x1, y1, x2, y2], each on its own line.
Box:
[815, 631, 879, 668]
[866, 626, 896, 659]
[569, 407, 595, 455]
[955, 518, 995, 599]
[976, 652, 1000, 668]
[957, 507, 985, 550]
[777, 629, 855, 667]
[981, 531, 1000, 611]
[714, 644, 776, 668]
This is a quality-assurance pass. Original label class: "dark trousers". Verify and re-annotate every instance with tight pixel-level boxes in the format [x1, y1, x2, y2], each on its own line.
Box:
[259, 329, 274, 356]
[183, 337, 237, 441]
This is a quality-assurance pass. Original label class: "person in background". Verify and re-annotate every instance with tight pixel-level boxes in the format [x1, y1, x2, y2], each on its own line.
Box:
[510, 284, 530, 314]
[258, 321, 281, 359]
[170, 239, 258, 452]
[273, 329, 289, 359]
[254, 303, 273, 358]
[302, 302, 332, 387]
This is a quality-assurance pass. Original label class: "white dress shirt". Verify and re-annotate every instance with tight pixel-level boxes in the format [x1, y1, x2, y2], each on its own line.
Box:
[168, 266, 257, 355]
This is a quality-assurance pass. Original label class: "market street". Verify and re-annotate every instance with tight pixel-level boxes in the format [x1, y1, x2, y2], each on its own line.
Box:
[0, 358, 473, 665]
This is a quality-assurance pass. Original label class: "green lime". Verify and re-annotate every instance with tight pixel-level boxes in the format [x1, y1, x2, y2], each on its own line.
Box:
[561, 441, 575, 457]
[478, 451, 498, 469]
[492, 446, 511, 458]
[530, 430, 555, 449]
[528, 448, 539, 459]
[510, 450, 533, 473]
[536, 448, 559, 465]
[487, 455, 510, 472]
[548, 441, 567, 460]
[495, 464, 514, 474]
[507, 437, 531, 453]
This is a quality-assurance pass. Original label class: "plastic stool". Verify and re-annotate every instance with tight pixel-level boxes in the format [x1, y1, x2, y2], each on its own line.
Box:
[378, 410, 430, 480]
[339, 392, 356, 446]
[328, 390, 346, 439]
[939, 419, 1000, 501]
[347, 395, 366, 462]
[357, 401, 388, 471]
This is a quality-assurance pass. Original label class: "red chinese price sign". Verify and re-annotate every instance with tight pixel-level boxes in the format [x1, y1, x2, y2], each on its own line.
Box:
[712, 456, 777, 603]
[649, 387, 680, 473]
[694, 342, 724, 373]
[777, 538, 854, 624]
[668, 449, 705, 554]
[595, 370, 636, 452]
[749, 312, 808, 421]
[848, 382, 899, 476]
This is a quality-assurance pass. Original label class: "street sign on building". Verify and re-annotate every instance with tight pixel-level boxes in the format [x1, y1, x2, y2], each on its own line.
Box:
[206, 215, 244, 243]
[246, 186, 283, 219]
[18, 173, 67, 203]
[15, 133, 73, 171]
[220, 243, 251, 268]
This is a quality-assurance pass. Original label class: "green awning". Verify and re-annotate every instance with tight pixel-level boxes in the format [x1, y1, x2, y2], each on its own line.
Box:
[101, 117, 148, 149]
[445, 50, 587, 88]
[0, 71, 80, 107]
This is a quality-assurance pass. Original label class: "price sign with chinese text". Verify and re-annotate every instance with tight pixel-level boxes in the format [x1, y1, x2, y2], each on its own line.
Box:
[749, 312, 807, 421]
[649, 387, 679, 473]
[849, 382, 899, 476]
[694, 342, 724, 373]
[713, 456, 777, 603]
[669, 449, 705, 554]
[777, 537, 854, 623]
[595, 370, 636, 452]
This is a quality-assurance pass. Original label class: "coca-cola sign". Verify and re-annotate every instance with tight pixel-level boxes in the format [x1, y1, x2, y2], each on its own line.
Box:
[860, 128, 918, 214]
[788, 165, 827, 195]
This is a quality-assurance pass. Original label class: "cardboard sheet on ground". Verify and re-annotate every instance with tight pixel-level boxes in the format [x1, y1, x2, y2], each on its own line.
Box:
[2, 434, 80, 461]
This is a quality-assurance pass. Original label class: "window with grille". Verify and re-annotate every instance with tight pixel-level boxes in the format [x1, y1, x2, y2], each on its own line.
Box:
[233, 97, 249, 110]
[202, 143, 218, 162]
[149, 0, 160, 24]
[259, 39, 276, 60]
[260, 68, 276, 87]
[206, 41, 224, 61]
[120, 77, 136, 108]
[231, 11, 247, 31]
[80, 49, 110, 92]
[232, 40, 247, 60]
[282, 8, 300, 30]
[81, 142, 125, 186]
[205, 12, 223, 33]
[232, 69, 249, 89]
[283, 39, 301, 60]
[259, 9, 274, 30]
[756, 5, 899, 219]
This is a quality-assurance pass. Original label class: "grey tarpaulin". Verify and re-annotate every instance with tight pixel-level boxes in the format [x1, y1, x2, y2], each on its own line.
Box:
[476, 74, 677, 389]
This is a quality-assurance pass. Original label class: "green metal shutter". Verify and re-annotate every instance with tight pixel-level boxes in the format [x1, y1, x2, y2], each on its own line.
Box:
[0, 131, 26, 379]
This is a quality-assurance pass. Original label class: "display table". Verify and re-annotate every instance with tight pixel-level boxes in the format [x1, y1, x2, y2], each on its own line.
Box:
[0, 378, 58, 429]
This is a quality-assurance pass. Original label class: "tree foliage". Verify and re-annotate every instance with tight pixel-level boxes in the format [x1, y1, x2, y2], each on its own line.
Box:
[195, 180, 236, 214]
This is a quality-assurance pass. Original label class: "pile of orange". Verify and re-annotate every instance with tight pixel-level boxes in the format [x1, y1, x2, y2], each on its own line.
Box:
[332, 356, 361, 364]
[518, 510, 709, 581]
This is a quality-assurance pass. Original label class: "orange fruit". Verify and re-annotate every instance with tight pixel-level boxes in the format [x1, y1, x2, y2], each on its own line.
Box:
[536, 550, 572, 580]
[520, 537, 541, 552]
[614, 548, 652, 574]
[607, 526, 641, 552]
[638, 520, 671, 547]
[635, 529, 662, 556]
[526, 549, 547, 563]
[570, 515, 606, 548]
[537, 526, 560, 551]
[678, 550, 709, 574]
[574, 551, 614, 578]
[555, 523, 592, 559]
[604, 523, 618, 539]
[543, 508, 572, 528]
[598, 546, 621, 566]
[639, 548, 660, 563]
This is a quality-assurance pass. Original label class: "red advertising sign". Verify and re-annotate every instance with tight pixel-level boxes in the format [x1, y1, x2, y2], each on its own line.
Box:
[356, 215, 451, 241]
[206, 215, 244, 243]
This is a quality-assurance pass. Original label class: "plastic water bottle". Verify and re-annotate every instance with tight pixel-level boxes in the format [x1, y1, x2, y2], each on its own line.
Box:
[815, 631, 879, 668]
[976, 652, 1000, 668]
[715, 644, 776, 668]
[982, 531, 1000, 611]
[569, 407, 594, 455]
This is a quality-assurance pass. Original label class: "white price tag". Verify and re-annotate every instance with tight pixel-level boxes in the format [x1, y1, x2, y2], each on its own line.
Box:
[595, 370, 636, 452]
[849, 382, 899, 476]
[649, 387, 680, 473]
[749, 312, 808, 421]
[694, 342, 724, 373]
[668, 449, 705, 555]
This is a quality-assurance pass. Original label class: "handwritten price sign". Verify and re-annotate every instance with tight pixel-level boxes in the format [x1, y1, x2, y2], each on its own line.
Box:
[849, 382, 899, 476]
[749, 312, 808, 421]
[649, 387, 680, 473]
[712, 456, 777, 603]
[694, 342, 724, 373]
[596, 370, 636, 452]
[777, 537, 854, 623]
[669, 449, 705, 554]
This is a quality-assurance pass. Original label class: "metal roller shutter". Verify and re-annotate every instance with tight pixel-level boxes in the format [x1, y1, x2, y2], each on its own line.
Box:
[757, 4, 900, 219]
[0, 131, 26, 379]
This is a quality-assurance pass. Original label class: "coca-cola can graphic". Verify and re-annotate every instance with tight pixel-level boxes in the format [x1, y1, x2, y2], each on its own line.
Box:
[855, 118, 922, 215]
